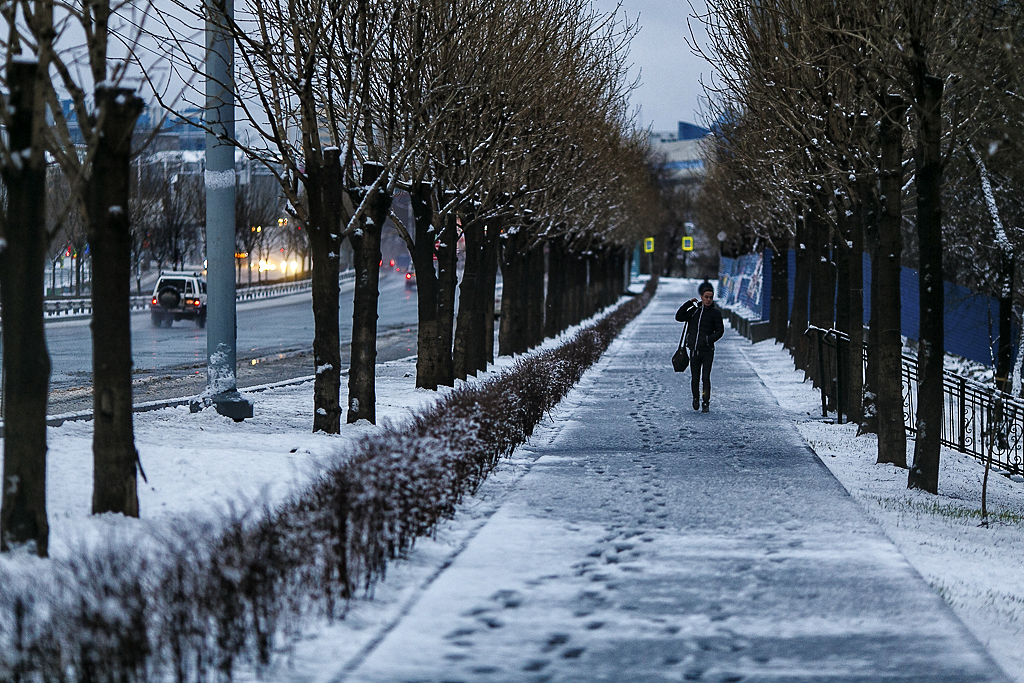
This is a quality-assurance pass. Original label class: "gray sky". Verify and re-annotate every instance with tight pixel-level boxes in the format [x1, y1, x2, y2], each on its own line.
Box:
[592, 0, 712, 133]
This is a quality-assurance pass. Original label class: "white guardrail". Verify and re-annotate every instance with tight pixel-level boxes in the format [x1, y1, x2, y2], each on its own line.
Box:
[37, 271, 355, 321]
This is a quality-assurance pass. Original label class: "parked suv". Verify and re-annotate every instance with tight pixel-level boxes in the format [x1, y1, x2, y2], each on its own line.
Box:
[151, 271, 207, 328]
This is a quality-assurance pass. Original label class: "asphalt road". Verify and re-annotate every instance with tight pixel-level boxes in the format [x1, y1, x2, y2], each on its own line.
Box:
[29, 268, 420, 414]
[338, 283, 1011, 683]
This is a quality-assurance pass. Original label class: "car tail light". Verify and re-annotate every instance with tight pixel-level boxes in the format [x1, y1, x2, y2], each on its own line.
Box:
[151, 298, 158, 305]
[194, 300, 201, 307]
[406, 273, 412, 280]
[389, 259, 395, 267]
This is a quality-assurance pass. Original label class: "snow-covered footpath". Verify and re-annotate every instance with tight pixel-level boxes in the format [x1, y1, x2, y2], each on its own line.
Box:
[742, 339, 1024, 682]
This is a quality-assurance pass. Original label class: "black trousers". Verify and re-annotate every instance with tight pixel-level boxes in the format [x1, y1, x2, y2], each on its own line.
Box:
[690, 349, 714, 403]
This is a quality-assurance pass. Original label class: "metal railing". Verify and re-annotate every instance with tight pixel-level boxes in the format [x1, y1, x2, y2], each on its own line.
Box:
[807, 326, 1024, 476]
[27, 272, 357, 321]
[43, 296, 152, 319]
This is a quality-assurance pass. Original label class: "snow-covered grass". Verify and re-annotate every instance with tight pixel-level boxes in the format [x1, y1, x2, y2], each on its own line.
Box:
[0, 284, 654, 681]
[742, 338, 1024, 682]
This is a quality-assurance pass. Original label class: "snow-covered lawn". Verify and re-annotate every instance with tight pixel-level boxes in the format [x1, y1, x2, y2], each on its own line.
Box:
[742, 339, 1024, 682]
[32, 357, 438, 561]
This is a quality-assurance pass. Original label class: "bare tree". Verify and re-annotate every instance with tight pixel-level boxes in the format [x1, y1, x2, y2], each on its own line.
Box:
[235, 173, 283, 285]
[0, 55, 52, 555]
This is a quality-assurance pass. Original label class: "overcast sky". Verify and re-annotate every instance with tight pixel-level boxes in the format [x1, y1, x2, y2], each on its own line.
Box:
[592, 0, 712, 134]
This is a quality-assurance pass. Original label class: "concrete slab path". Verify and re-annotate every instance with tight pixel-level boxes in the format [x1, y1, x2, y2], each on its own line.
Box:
[339, 280, 1010, 683]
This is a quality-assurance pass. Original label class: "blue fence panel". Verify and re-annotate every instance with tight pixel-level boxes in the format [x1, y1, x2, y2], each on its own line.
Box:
[717, 253, 764, 315]
[944, 281, 1001, 365]
[761, 249, 772, 320]
[735, 253, 763, 314]
[900, 266, 919, 341]
[718, 256, 736, 305]
[757, 249, 1014, 367]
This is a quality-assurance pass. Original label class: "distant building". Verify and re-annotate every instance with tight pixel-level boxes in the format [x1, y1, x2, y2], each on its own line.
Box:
[157, 108, 205, 151]
[649, 120, 711, 185]
[55, 98, 203, 151]
[677, 121, 710, 141]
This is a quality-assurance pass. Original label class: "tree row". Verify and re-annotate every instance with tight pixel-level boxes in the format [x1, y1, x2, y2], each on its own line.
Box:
[695, 0, 1024, 494]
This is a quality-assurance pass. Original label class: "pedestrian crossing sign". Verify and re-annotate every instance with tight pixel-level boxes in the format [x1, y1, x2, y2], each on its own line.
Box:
[644, 237, 654, 253]
[682, 236, 693, 251]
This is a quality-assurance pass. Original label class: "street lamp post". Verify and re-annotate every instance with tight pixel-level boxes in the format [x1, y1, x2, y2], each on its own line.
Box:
[196, 0, 252, 420]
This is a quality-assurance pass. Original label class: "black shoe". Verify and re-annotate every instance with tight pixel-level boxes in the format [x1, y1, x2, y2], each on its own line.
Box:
[692, 397, 700, 411]
[702, 402, 710, 413]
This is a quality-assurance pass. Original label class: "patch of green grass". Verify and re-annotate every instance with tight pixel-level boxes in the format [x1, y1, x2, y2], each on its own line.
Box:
[867, 495, 1024, 527]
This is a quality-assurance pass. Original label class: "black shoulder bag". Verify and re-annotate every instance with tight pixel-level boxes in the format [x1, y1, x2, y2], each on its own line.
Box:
[672, 322, 689, 372]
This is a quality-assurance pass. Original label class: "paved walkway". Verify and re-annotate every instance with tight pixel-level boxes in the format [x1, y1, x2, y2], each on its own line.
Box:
[341, 282, 1010, 682]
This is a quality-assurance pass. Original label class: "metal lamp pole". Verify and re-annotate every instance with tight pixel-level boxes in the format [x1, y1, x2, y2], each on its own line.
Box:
[200, 0, 252, 420]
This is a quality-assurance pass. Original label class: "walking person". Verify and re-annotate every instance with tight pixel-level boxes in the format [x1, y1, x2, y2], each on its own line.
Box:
[676, 281, 725, 412]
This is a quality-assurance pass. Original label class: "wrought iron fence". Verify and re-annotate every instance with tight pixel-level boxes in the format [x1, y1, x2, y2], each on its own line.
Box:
[806, 326, 1024, 476]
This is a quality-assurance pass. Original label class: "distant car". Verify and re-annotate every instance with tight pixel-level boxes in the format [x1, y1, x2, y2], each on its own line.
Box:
[404, 267, 416, 289]
[151, 271, 207, 328]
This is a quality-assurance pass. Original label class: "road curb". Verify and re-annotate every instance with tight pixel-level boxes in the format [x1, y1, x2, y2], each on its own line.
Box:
[0, 371, 345, 436]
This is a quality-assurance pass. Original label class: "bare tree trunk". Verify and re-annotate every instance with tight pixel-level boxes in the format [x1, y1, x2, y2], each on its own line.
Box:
[480, 220, 501, 368]
[877, 96, 908, 467]
[601, 249, 613, 307]
[997, 260, 1014, 394]
[584, 254, 595, 320]
[410, 183, 443, 390]
[565, 252, 580, 327]
[544, 237, 566, 338]
[454, 218, 483, 380]
[786, 210, 811, 370]
[908, 75, 945, 493]
[845, 176, 867, 424]
[807, 201, 834, 389]
[88, 88, 144, 516]
[861, 167, 881, 435]
[526, 243, 546, 346]
[435, 207, 458, 387]
[309, 151, 343, 433]
[590, 250, 605, 313]
[770, 245, 789, 342]
[347, 162, 389, 423]
[499, 229, 529, 355]
[0, 61, 51, 556]
[835, 235, 851, 337]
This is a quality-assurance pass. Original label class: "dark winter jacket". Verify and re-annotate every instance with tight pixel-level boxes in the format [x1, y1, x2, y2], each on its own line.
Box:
[675, 300, 725, 352]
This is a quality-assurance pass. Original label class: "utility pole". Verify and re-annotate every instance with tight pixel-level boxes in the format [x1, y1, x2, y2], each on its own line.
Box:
[196, 0, 252, 420]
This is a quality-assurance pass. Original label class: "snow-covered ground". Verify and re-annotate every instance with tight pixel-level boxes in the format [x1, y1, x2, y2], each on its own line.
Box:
[1, 293, 646, 680]
[33, 357, 437, 561]
[742, 339, 1024, 681]
[5, 279, 1021, 681]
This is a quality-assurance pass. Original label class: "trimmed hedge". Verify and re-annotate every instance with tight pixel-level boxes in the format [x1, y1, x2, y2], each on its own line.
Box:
[0, 280, 655, 682]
